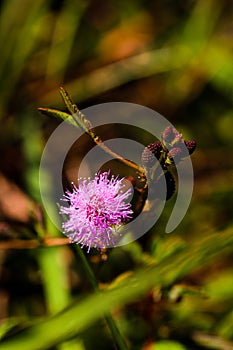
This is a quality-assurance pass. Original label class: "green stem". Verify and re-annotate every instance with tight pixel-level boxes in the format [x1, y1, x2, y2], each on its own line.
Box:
[76, 245, 99, 292]
[76, 245, 128, 350]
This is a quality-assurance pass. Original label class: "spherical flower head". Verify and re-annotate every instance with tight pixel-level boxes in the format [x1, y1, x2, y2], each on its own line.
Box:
[162, 126, 183, 148]
[60, 172, 133, 252]
[184, 140, 196, 155]
[167, 147, 183, 163]
[141, 142, 163, 167]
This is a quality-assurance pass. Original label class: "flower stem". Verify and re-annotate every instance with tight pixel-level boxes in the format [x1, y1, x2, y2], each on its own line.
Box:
[76, 245, 99, 292]
[75, 245, 129, 350]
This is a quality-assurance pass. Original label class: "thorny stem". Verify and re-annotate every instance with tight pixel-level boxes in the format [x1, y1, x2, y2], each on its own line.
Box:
[59, 86, 145, 176]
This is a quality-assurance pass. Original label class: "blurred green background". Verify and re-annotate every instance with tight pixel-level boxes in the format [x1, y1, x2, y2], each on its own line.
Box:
[0, 0, 233, 349]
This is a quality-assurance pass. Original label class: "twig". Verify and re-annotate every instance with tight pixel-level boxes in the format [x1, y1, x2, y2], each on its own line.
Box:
[0, 237, 70, 249]
[59, 86, 146, 176]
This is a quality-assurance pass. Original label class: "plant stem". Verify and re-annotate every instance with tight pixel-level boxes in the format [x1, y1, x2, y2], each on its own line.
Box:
[76, 245, 129, 350]
[59, 86, 145, 176]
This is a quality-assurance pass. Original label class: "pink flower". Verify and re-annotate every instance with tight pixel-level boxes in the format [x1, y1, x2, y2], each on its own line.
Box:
[60, 172, 132, 252]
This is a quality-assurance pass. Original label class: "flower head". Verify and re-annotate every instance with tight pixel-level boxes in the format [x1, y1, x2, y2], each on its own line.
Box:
[184, 140, 196, 155]
[141, 142, 163, 167]
[162, 126, 183, 147]
[60, 172, 132, 252]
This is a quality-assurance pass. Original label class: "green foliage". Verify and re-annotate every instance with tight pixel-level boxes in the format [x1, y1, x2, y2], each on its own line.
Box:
[0, 227, 233, 350]
[149, 341, 187, 350]
[0, 0, 232, 349]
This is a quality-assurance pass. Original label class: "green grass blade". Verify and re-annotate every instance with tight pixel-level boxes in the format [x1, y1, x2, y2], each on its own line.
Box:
[0, 227, 232, 350]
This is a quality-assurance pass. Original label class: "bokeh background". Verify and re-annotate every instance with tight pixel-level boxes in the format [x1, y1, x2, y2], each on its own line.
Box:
[0, 1, 233, 349]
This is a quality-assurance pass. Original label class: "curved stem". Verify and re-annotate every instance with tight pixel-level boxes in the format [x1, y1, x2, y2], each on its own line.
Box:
[60, 86, 145, 176]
